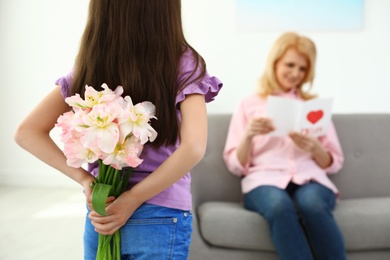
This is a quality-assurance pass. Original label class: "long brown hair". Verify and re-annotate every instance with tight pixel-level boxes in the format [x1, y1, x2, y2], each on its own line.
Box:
[258, 32, 317, 100]
[71, 0, 206, 147]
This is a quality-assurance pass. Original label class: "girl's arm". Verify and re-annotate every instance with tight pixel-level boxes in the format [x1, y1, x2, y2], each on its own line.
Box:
[89, 94, 208, 235]
[14, 86, 95, 203]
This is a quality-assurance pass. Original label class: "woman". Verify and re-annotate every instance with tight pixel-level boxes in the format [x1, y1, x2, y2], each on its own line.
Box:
[223, 32, 346, 260]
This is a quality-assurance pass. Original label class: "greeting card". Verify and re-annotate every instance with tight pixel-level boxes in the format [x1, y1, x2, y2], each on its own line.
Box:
[265, 96, 333, 137]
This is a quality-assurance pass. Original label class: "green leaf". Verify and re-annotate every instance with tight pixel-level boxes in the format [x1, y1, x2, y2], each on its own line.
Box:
[92, 183, 113, 216]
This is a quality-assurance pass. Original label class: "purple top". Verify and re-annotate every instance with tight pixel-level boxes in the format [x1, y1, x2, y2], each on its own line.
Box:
[55, 49, 223, 210]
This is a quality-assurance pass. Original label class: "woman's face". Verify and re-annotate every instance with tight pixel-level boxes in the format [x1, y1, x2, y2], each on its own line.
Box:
[275, 47, 309, 92]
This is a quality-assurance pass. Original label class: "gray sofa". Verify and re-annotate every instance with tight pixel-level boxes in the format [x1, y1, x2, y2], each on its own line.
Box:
[189, 113, 390, 260]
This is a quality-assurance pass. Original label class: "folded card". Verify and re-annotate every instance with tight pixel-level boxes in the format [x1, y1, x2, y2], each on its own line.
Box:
[265, 96, 333, 137]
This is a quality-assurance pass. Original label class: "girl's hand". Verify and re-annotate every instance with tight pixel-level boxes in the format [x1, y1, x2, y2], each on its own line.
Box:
[82, 178, 115, 211]
[84, 183, 93, 211]
[245, 117, 275, 139]
[81, 176, 96, 211]
[88, 192, 141, 235]
[288, 132, 321, 154]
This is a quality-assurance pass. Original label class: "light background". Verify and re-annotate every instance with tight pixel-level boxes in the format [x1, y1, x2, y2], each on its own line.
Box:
[1, 0, 389, 187]
[236, 0, 364, 31]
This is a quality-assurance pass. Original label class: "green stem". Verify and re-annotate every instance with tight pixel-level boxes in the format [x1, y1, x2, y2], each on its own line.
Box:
[113, 231, 121, 259]
[113, 169, 120, 188]
[98, 159, 106, 183]
[94, 165, 133, 259]
[105, 166, 115, 185]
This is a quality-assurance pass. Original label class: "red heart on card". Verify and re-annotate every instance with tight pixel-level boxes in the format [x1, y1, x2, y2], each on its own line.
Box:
[307, 110, 323, 124]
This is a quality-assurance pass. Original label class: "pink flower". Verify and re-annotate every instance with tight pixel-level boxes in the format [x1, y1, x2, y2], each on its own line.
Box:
[65, 84, 123, 109]
[63, 139, 99, 168]
[56, 83, 157, 169]
[56, 83, 157, 260]
[56, 111, 76, 143]
[102, 136, 144, 169]
[80, 104, 121, 154]
[119, 96, 158, 144]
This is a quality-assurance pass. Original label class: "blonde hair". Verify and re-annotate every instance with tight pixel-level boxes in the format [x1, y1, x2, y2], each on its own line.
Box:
[258, 32, 317, 100]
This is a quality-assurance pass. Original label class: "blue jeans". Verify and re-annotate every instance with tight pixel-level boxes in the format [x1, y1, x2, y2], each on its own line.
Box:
[84, 203, 193, 260]
[244, 182, 346, 260]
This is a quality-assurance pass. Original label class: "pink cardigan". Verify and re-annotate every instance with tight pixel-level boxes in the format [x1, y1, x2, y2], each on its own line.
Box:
[223, 92, 344, 196]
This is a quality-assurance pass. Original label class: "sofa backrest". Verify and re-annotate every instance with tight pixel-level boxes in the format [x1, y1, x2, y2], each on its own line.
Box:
[332, 114, 390, 199]
[191, 113, 390, 205]
[191, 114, 241, 206]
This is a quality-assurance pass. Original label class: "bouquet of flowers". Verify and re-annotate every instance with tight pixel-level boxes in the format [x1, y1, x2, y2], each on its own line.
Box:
[56, 83, 157, 260]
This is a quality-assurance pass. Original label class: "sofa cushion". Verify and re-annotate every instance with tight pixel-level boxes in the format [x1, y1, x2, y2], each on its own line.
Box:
[198, 197, 390, 252]
[334, 197, 390, 250]
[198, 202, 275, 251]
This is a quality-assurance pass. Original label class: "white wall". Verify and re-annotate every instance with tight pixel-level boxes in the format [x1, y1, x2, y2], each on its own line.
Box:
[182, 0, 390, 114]
[1, 0, 389, 188]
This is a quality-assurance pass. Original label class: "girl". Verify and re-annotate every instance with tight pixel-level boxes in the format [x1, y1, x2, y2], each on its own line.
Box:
[14, 1, 222, 259]
[223, 32, 346, 260]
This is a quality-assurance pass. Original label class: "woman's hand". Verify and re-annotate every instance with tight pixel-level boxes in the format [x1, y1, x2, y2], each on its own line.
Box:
[289, 132, 333, 168]
[288, 132, 320, 153]
[236, 117, 274, 166]
[245, 117, 275, 139]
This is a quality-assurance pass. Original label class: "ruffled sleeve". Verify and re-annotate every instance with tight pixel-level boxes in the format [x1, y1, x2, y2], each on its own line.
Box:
[175, 74, 222, 106]
[175, 49, 222, 106]
[54, 71, 73, 99]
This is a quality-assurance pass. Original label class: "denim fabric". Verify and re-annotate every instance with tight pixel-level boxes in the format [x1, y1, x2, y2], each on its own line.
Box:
[84, 203, 192, 260]
[244, 182, 346, 260]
